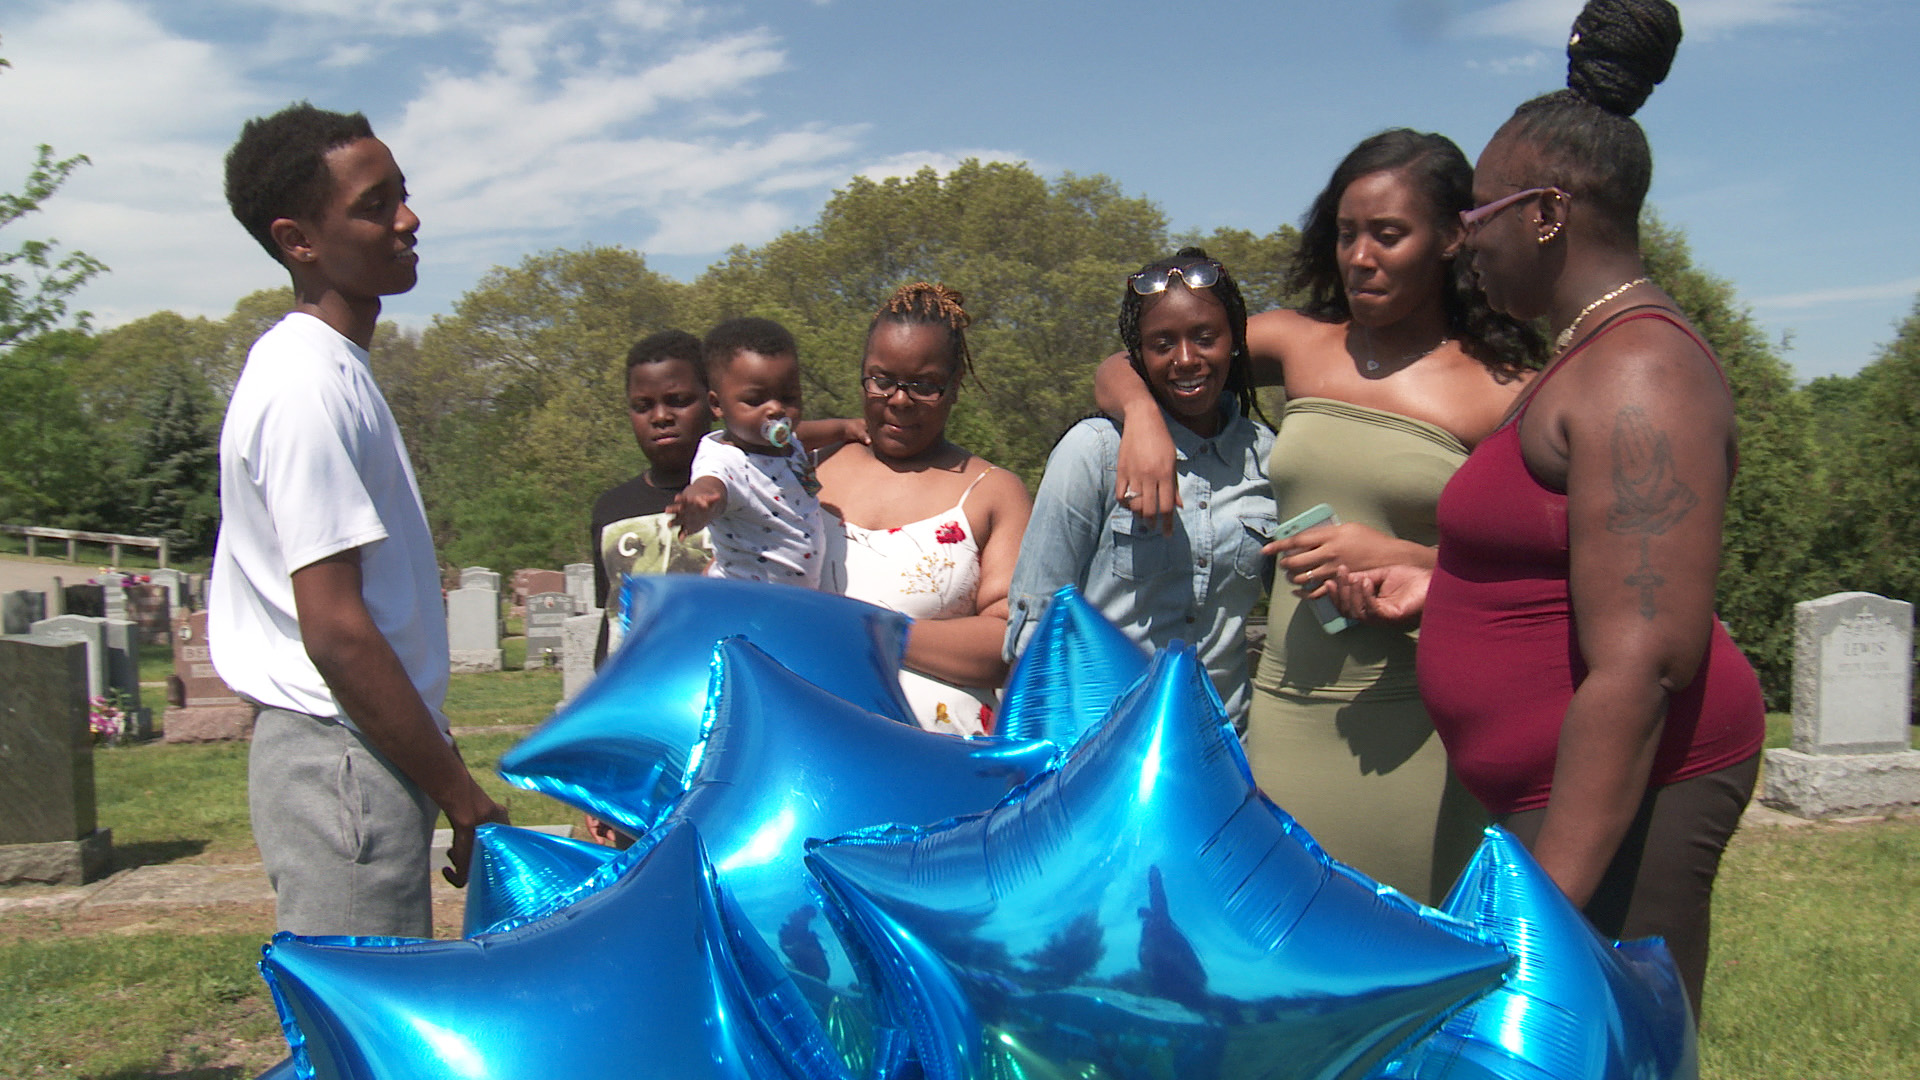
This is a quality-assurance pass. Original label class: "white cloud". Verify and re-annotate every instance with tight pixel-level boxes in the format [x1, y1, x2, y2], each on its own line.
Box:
[1464, 50, 1548, 74]
[1755, 276, 1920, 312]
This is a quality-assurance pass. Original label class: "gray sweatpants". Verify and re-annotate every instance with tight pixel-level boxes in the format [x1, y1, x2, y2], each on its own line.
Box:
[249, 707, 438, 937]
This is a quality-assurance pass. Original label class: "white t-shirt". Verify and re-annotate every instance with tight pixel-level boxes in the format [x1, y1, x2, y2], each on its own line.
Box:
[209, 313, 449, 731]
[688, 432, 825, 587]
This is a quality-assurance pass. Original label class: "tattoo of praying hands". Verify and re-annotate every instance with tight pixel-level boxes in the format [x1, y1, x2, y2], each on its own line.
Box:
[1605, 406, 1697, 619]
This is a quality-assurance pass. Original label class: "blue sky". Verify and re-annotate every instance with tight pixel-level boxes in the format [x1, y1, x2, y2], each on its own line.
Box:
[3, 0, 1913, 380]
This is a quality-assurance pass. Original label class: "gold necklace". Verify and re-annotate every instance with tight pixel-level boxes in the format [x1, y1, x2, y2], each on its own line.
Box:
[1554, 276, 1651, 353]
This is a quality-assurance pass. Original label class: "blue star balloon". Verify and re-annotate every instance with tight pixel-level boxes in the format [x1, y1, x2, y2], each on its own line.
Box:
[462, 823, 623, 937]
[808, 643, 1511, 1080]
[489, 639, 1061, 1080]
[995, 585, 1149, 745]
[253, 1058, 296, 1079]
[1367, 827, 1697, 1080]
[499, 576, 917, 835]
[259, 822, 838, 1080]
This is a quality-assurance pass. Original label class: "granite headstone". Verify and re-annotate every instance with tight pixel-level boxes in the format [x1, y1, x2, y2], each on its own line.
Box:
[0, 638, 112, 885]
[447, 587, 504, 673]
[1763, 592, 1920, 816]
[523, 592, 571, 669]
[163, 610, 258, 743]
[3, 589, 46, 635]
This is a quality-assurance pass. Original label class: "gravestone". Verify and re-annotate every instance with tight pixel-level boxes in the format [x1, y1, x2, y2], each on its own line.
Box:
[460, 566, 501, 593]
[1763, 592, 1920, 817]
[102, 581, 127, 623]
[523, 592, 571, 669]
[188, 572, 209, 610]
[564, 563, 595, 614]
[163, 610, 257, 742]
[149, 567, 188, 612]
[102, 619, 153, 740]
[0, 638, 113, 885]
[447, 587, 504, 673]
[3, 590, 46, 635]
[561, 614, 599, 701]
[509, 569, 537, 606]
[63, 583, 104, 618]
[520, 570, 565, 605]
[124, 582, 171, 645]
[25, 614, 107, 700]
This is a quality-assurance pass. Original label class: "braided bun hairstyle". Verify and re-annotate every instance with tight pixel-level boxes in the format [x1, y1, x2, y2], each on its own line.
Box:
[869, 281, 975, 383]
[1499, 0, 1682, 243]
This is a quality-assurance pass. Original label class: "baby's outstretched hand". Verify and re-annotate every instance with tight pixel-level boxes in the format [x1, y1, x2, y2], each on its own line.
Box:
[669, 478, 727, 536]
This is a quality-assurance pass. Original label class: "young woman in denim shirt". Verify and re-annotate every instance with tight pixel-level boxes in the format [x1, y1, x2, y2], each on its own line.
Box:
[1004, 248, 1275, 730]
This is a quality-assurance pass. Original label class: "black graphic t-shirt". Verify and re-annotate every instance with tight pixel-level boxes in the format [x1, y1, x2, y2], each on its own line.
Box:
[590, 474, 713, 666]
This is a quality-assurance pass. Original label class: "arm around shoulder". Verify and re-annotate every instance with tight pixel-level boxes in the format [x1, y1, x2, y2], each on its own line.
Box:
[1003, 422, 1113, 662]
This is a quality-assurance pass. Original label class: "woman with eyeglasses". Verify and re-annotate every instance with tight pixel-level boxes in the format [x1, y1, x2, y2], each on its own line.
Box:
[815, 282, 1033, 736]
[1004, 248, 1276, 730]
[1091, 131, 1544, 905]
[1341, 0, 1763, 1017]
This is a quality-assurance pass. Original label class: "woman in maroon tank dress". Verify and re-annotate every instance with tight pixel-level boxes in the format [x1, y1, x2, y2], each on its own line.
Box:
[1335, 0, 1763, 1021]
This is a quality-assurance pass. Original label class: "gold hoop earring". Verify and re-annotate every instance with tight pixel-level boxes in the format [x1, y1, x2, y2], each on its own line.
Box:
[1538, 221, 1563, 245]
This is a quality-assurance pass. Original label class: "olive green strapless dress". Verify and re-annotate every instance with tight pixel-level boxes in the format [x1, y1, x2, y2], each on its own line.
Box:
[1245, 397, 1488, 905]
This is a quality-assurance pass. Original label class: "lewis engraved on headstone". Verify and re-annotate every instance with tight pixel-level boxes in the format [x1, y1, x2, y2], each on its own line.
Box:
[26, 614, 107, 700]
[3, 590, 46, 635]
[523, 592, 571, 669]
[447, 587, 504, 673]
[163, 610, 258, 743]
[1762, 591, 1920, 817]
[564, 563, 595, 614]
[0, 638, 113, 885]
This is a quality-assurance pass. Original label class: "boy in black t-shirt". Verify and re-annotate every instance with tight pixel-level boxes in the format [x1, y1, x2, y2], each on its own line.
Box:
[590, 330, 715, 667]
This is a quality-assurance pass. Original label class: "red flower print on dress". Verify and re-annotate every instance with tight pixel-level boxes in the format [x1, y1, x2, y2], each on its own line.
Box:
[933, 521, 965, 544]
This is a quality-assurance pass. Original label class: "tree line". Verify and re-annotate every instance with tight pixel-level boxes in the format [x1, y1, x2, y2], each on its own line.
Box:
[5, 157, 1918, 709]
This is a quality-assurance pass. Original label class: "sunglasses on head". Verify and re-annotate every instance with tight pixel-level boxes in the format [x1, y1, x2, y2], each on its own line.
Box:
[1128, 259, 1223, 296]
[1459, 186, 1569, 233]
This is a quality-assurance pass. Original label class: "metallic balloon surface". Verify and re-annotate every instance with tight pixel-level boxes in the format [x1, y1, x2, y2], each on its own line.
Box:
[259, 823, 838, 1080]
[487, 639, 1062, 1079]
[462, 823, 622, 937]
[995, 585, 1149, 745]
[498, 576, 916, 835]
[808, 644, 1511, 1080]
[1368, 827, 1697, 1080]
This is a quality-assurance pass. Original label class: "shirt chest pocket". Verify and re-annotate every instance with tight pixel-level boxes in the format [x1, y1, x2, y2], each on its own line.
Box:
[1236, 510, 1279, 580]
[1106, 506, 1178, 583]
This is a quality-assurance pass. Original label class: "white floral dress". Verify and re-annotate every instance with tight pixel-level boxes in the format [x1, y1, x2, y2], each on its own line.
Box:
[823, 467, 999, 736]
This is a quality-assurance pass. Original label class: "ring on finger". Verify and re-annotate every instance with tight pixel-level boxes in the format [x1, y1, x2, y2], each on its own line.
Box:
[1121, 490, 1140, 502]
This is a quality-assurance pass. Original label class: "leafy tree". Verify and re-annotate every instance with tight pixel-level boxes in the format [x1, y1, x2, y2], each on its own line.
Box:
[0, 329, 102, 525]
[0, 51, 107, 347]
[130, 364, 219, 555]
[1827, 296, 1920, 606]
[414, 247, 688, 568]
[1643, 215, 1816, 707]
[689, 162, 1169, 485]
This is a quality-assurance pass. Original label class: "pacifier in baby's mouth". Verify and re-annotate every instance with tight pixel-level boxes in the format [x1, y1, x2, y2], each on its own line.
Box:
[761, 416, 793, 448]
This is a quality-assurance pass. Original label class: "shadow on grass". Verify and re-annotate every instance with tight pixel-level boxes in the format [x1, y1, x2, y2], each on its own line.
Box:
[113, 838, 210, 870]
[89, 1060, 272, 1068]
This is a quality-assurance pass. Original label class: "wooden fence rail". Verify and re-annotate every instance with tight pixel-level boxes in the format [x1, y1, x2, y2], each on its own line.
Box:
[0, 524, 170, 568]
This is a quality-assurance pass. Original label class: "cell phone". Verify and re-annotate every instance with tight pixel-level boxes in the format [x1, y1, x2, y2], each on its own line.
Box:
[1262, 502, 1352, 636]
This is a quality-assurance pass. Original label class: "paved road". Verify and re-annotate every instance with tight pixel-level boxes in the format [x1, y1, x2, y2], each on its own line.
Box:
[0, 553, 92, 598]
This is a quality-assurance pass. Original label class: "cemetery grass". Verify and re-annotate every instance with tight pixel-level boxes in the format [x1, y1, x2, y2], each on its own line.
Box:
[6, 694, 1917, 1077]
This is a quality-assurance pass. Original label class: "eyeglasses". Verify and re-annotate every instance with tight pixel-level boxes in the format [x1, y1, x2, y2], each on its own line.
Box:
[1128, 259, 1223, 296]
[862, 372, 951, 403]
[1458, 187, 1569, 233]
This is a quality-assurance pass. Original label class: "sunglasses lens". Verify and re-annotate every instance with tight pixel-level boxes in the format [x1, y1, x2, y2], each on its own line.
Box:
[1180, 261, 1220, 289]
[1130, 268, 1172, 295]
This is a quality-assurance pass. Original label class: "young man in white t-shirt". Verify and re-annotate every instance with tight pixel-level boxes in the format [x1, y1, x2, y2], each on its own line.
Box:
[214, 103, 507, 937]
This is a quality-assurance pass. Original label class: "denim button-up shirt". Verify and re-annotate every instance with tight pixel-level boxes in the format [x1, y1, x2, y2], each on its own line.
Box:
[1004, 407, 1276, 728]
